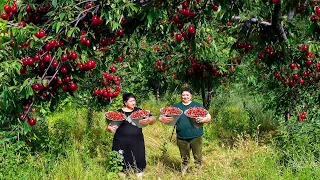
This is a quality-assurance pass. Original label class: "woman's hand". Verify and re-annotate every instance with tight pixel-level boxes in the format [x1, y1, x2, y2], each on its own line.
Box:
[106, 123, 118, 133]
[196, 113, 211, 123]
[159, 115, 174, 124]
[139, 116, 156, 125]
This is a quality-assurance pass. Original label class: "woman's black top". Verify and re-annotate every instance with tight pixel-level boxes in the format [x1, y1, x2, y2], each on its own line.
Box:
[111, 107, 151, 172]
[113, 107, 144, 141]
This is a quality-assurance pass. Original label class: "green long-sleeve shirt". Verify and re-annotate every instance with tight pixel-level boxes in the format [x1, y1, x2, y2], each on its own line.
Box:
[173, 101, 204, 139]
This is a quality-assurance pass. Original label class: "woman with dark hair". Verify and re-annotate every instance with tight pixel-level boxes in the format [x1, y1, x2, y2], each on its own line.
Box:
[107, 93, 156, 178]
[159, 87, 211, 174]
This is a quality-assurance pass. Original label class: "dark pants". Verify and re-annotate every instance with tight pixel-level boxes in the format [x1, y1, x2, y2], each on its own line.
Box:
[177, 136, 202, 166]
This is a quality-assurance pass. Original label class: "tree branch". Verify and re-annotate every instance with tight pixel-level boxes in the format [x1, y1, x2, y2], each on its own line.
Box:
[272, 2, 287, 42]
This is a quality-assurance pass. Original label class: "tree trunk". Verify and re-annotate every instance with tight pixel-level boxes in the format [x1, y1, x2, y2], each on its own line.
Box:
[201, 80, 213, 110]
[201, 82, 207, 109]
[156, 85, 160, 101]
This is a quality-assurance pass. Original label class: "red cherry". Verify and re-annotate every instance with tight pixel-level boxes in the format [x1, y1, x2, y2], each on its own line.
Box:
[118, 56, 123, 62]
[43, 54, 51, 62]
[18, 21, 26, 27]
[26, 5, 32, 12]
[311, 15, 318, 22]
[305, 59, 313, 66]
[289, 63, 297, 70]
[1, 13, 9, 20]
[86, 39, 91, 46]
[27, 58, 34, 66]
[245, 43, 254, 51]
[49, 40, 57, 48]
[101, 39, 107, 45]
[4, 5, 11, 13]
[64, 76, 71, 83]
[20, 113, 26, 120]
[110, 66, 116, 73]
[28, 118, 37, 126]
[61, 54, 68, 61]
[212, 4, 219, 11]
[39, 30, 46, 38]
[117, 29, 124, 37]
[51, 61, 59, 68]
[292, 74, 299, 80]
[45, 43, 52, 51]
[32, 83, 43, 92]
[258, 53, 264, 59]
[87, 60, 96, 69]
[61, 84, 69, 91]
[175, 33, 183, 42]
[92, 16, 101, 25]
[70, 52, 78, 60]
[20, 66, 27, 74]
[86, 3, 93, 9]
[61, 67, 68, 73]
[80, 36, 87, 44]
[57, 40, 65, 47]
[172, 15, 179, 23]
[298, 79, 304, 85]
[69, 82, 78, 92]
[188, 25, 195, 34]
[316, 6, 320, 14]
[121, 17, 126, 23]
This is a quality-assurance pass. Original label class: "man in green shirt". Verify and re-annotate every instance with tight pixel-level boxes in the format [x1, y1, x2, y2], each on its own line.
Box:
[159, 87, 211, 174]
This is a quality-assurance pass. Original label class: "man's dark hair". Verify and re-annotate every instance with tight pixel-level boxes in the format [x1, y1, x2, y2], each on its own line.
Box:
[122, 92, 136, 105]
[181, 87, 192, 94]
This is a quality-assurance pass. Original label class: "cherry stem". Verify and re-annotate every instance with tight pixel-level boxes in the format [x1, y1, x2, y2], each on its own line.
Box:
[70, 5, 100, 27]
[22, 101, 34, 121]
[48, 64, 62, 84]
[41, 57, 56, 80]
[75, 0, 97, 6]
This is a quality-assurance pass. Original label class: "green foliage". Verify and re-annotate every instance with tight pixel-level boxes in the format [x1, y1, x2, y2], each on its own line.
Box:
[274, 114, 320, 165]
[0, 141, 30, 178]
[216, 106, 250, 138]
[205, 84, 277, 143]
[107, 150, 124, 173]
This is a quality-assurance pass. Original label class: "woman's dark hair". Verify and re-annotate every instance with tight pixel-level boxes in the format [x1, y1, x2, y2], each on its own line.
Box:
[122, 92, 136, 105]
[181, 87, 192, 94]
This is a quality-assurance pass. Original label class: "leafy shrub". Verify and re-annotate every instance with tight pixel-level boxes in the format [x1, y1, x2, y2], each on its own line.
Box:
[205, 85, 276, 143]
[107, 150, 124, 173]
[273, 115, 320, 166]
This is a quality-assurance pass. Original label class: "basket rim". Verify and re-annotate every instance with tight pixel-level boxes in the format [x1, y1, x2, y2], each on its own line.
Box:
[160, 107, 183, 116]
[105, 111, 127, 121]
[129, 109, 150, 121]
[184, 107, 208, 119]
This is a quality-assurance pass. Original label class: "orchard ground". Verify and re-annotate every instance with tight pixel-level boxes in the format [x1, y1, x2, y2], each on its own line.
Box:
[2, 88, 320, 179]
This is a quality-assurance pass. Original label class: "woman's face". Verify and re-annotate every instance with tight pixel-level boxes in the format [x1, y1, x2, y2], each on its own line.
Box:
[125, 97, 136, 109]
[181, 91, 192, 103]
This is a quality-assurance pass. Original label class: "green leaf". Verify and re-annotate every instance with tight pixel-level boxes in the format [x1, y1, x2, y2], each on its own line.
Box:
[67, 28, 75, 37]
[56, 22, 62, 33]
[138, 62, 142, 72]
[147, 12, 153, 27]
[20, 79, 29, 91]
[112, 22, 121, 31]
[52, 0, 57, 8]
[59, 13, 66, 21]
[2, 87, 7, 109]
